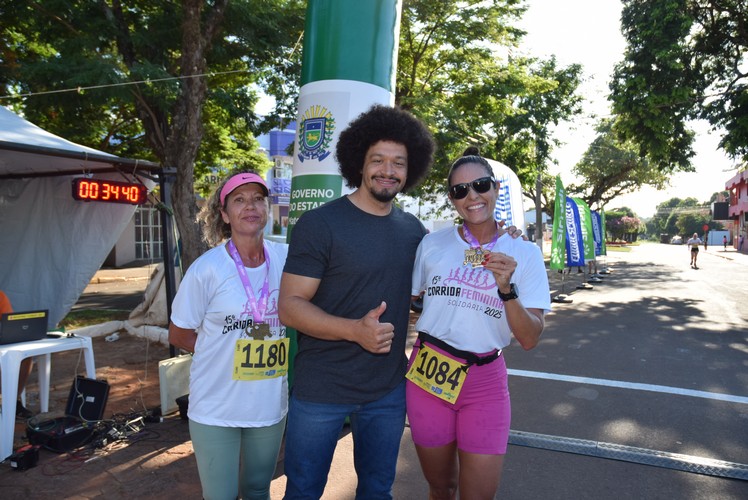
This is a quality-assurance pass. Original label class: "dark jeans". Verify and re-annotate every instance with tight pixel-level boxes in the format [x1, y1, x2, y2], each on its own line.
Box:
[283, 381, 406, 499]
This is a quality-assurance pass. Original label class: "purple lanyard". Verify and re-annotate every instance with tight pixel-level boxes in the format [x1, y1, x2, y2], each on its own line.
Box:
[462, 222, 500, 252]
[227, 239, 270, 323]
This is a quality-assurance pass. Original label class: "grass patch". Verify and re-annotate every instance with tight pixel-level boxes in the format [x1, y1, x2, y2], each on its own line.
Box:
[606, 246, 632, 252]
[59, 309, 130, 330]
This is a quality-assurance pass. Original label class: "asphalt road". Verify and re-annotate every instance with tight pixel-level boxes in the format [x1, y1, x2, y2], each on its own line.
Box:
[491, 243, 748, 499]
[71, 263, 156, 312]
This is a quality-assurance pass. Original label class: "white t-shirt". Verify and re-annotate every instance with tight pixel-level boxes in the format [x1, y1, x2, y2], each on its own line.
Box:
[412, 227, 551, 352]
[170, 240, 289, 427]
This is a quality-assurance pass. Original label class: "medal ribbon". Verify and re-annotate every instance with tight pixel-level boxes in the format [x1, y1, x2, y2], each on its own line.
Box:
[462, 222, 500, 253]
[227, 239, 270, 323]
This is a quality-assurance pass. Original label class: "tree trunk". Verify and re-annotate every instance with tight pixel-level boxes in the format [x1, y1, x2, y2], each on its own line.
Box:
[164, 0, 228, 271]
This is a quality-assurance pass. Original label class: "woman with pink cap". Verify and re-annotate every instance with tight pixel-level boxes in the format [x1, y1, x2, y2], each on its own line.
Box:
[169, 170, 288, 500]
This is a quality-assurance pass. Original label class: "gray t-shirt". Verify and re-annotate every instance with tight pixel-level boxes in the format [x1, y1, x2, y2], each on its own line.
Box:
[284, 196, 427, 404]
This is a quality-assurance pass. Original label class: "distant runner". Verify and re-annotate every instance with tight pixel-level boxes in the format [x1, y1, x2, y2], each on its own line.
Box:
[686, 233, 703, 269]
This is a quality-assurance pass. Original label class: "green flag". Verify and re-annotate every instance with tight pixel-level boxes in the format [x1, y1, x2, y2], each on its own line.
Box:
[550, 176, 567, 270]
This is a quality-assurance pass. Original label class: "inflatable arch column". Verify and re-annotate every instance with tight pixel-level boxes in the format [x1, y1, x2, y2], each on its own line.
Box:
[288, 0, 402, 237]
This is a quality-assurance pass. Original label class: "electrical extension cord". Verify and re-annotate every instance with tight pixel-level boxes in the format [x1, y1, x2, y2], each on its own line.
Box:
[94, 408, 161, 443]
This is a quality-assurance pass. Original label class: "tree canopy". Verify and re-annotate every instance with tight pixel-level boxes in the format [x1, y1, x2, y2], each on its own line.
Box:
[567, 118, 669, 210]
[645, 195, 725, 238]
[609, 0, 748, 172]
[396, 0, 584, 217]
[604, 207, 643, 242]
[1, 1, 306, 269]
[2, 0, 588, 265]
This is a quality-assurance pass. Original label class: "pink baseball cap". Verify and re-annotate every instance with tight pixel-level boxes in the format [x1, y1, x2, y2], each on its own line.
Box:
[220, 172, 269, 205]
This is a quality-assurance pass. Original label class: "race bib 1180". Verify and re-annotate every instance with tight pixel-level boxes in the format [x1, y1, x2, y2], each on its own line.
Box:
[233, 338, 290, 381]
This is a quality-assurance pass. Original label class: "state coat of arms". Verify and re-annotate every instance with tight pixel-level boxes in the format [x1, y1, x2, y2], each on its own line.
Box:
[298, 105, 335, 162]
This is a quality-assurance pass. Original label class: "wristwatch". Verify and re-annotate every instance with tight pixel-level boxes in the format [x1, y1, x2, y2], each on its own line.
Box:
[498, 283, 518, 301]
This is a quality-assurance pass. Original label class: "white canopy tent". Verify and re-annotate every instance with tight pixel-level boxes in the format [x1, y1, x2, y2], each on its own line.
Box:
[0, 105, 163, 329]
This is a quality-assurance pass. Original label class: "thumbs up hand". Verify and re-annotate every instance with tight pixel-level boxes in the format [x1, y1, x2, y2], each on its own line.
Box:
[357, 301, 395, 354]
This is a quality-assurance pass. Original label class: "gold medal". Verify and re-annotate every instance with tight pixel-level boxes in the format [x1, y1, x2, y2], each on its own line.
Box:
[246, 322, 271, 340]
[463, 247, 485, 268]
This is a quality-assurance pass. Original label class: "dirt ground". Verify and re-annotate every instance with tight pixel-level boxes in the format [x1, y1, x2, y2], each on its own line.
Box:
[0, 333, 205, 499]
[0, 320, 423, 499]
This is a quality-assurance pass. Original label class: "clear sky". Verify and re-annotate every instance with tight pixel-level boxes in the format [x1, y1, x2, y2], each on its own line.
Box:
[517, 0, 739, 218]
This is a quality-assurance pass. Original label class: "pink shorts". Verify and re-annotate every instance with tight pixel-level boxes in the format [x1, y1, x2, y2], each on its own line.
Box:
[406, 341, 511, 455]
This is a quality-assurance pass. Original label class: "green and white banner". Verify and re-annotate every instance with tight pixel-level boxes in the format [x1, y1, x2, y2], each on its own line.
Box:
[549, 176, 567, 270]
[289, 80, 393, 229]
[288, 0, 402, 237]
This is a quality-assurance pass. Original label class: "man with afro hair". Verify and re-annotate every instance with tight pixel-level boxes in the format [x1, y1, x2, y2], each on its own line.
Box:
[279, 104, 435, 499]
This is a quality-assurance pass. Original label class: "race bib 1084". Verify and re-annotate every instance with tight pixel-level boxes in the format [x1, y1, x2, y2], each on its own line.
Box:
[405, 343, 468, 404]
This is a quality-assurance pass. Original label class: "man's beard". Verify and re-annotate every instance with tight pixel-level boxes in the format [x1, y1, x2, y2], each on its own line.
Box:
[370, 185, 399, 203]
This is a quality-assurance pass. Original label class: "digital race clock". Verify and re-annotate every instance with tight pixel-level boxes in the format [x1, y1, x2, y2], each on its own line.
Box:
[72, 178, 147, 205]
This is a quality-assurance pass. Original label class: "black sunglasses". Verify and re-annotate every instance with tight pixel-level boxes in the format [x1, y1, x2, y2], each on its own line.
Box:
[448, 176, 496, 199]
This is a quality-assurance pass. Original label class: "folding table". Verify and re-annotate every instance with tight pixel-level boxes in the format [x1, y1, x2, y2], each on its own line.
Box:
[0, 335, 96, 460]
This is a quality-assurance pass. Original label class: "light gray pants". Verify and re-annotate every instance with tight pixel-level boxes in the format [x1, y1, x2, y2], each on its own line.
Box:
[189, 416, 286, 500]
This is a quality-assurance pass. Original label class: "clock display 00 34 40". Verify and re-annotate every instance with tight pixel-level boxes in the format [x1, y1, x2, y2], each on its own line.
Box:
[72, 178, 147, 205]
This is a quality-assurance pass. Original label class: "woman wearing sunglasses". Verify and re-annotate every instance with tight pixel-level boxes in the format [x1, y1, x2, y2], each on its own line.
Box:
[406, 147, 551, 499]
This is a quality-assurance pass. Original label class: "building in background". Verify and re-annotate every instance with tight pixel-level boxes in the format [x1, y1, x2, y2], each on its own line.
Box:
[256, 121, 294, 238]
[726, 168, 748, 251]
[105, 205, 164, 266]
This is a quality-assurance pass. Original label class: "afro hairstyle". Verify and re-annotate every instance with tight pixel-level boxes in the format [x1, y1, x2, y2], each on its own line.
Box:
[335, 104, 435, 193]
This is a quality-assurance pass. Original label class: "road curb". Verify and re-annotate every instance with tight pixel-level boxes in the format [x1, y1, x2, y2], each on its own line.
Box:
[93, 276, 149, 283]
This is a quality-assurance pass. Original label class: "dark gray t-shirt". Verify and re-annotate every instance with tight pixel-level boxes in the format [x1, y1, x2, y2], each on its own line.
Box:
[284, 196, 427, 404]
